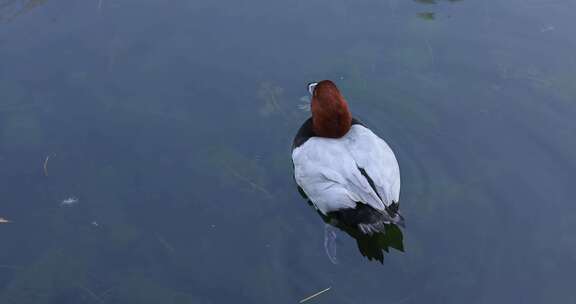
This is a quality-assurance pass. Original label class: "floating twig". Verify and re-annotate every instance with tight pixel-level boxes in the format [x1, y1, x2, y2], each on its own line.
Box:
[299, 287, 331, 303]
[224, 164, 273, 199]
[77, 284, 102, 302]
[43, 155, 51, 176]
[155, 233, 175, 253]
[96, 287, 115, 304]
[425, 39, 434, 65]
[99, 287, 115, 298]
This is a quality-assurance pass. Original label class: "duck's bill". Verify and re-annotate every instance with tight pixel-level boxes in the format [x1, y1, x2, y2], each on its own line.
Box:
[307, 82, 318, 96]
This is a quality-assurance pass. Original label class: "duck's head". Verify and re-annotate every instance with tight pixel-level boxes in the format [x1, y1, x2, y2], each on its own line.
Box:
[308, 80, 352, 138]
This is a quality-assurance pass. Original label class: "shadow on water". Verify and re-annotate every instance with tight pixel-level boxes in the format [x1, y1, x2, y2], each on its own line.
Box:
[297, 186, 404, 264]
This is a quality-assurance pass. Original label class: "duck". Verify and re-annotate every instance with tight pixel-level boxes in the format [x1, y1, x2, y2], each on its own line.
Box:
[292, 80, 404, 235]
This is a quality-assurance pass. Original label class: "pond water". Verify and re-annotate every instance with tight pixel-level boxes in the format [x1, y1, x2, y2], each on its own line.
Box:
[1, 0, 576, 303]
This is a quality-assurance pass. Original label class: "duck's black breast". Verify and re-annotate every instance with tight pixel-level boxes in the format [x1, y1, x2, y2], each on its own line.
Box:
[292, 118, 315, 149]
[291, 117, 365, 150]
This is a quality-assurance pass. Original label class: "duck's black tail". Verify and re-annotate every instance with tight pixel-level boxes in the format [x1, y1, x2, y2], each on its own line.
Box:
[358, 212, 404, 234]
[327, 203, 404, 235]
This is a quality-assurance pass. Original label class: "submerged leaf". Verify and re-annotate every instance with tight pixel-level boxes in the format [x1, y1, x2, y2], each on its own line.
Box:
[418, 12, 436, 20]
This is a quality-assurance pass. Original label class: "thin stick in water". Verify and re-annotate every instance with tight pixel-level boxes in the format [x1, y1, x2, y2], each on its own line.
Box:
[299, 287, 331, 303]
[77, 284, 102, 302]
[425, 39, 435, 65]
[224, 164, 273, 199]
[155, 233, 175, 253]
[43, 155, 51, 176]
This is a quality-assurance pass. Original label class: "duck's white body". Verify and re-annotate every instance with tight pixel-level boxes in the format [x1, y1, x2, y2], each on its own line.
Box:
[292, 80, 403, 234]
[292, 122, 403, 233]
[293, 123, 400, 217]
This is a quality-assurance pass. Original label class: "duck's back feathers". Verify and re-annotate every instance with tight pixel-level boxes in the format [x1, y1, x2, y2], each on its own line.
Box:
[345, 125, 400, 205]
[292, 133, 381, 213]
[292, 120, 400, 223]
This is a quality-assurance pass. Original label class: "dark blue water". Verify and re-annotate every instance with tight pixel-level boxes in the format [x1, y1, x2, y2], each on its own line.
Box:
[1, 0, 576, 303]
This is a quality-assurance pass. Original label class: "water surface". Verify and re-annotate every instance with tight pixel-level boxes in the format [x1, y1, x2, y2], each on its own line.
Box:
[1, 0, 576, 303]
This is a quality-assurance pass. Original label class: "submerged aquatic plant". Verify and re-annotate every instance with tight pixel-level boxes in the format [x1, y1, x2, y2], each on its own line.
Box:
[0, 0, 47, 22]
[414, 0, 463, 20]
[418, 12, 435, 20]
[206, 145, 273, 199]
[256, 81, 284, 117]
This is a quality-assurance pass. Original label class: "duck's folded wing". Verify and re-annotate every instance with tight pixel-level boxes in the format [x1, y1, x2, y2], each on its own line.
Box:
[346, 125, 401, 206]
[292, 137, 386, 214]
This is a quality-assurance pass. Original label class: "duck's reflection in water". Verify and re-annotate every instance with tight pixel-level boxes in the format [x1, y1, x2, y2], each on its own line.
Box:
[320, 211, 404, 264]
[298, 195, 404, 264]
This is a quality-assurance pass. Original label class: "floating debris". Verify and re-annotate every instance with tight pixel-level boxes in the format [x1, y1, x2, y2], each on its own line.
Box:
[540, 25, 555, 33]
[43, 154, 51, 176]
[0, 217, 11, 224]
[299, 287, 331, 303]
[224, 164, 273, 199]
[60, 197, 79, 207]
[91, 221, 99, 227]
[155, 232, 175, 253]
[298, 96, 310, 112]
[77, 283, 102, 303]
[425, 38, 435, 64]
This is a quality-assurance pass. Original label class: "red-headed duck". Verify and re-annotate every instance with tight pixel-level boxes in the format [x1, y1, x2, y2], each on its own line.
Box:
[292, 80, 403, 234]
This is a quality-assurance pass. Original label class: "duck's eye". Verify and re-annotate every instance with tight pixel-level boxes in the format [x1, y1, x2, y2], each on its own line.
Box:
[307, 82, 318, 96]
